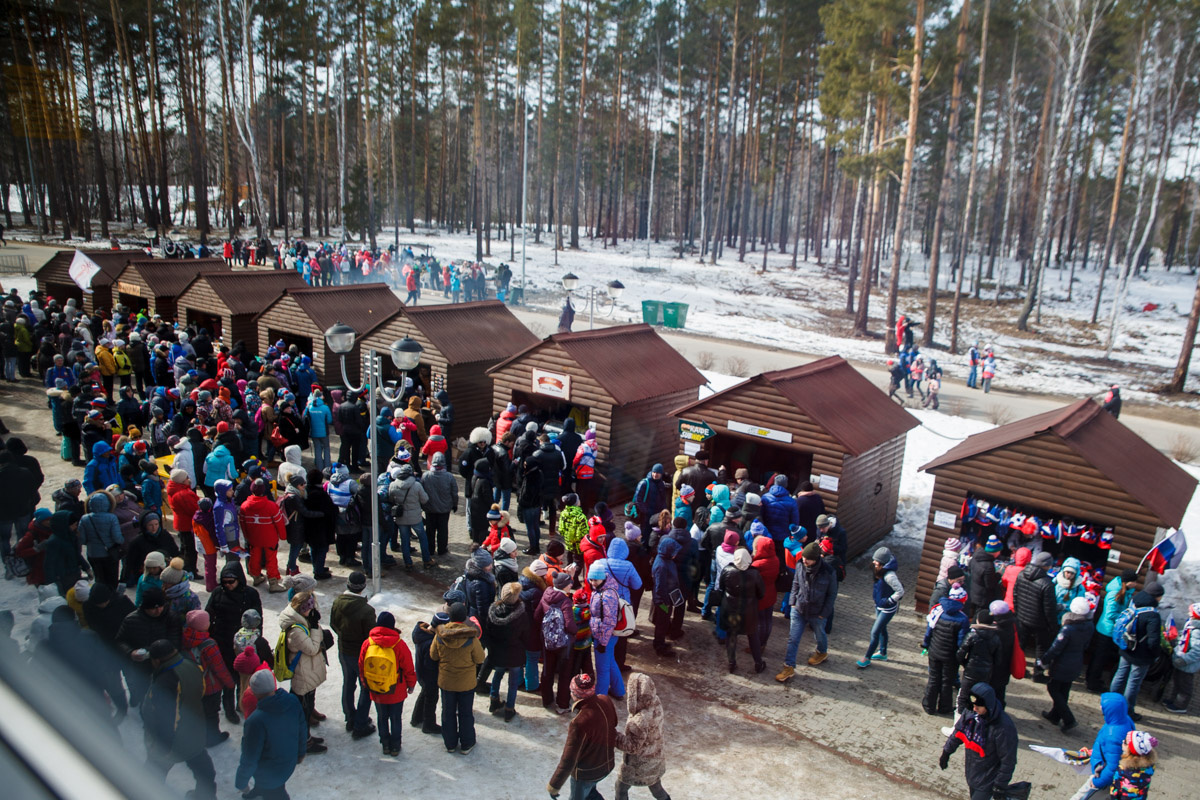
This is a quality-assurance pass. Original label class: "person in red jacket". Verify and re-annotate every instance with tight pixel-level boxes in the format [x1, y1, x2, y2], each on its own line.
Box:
[358, 611, 418, 756]
[420, 424, 448, 470]
[578, 519, 607, 599]
[238, 479, 288, 592]
[166, 470, 200, 574]
[14, 509, 54, 586]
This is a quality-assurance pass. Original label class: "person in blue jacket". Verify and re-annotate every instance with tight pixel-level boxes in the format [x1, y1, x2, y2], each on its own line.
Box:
[1069, 692, 1135, 799]
[79, 491, 124, 588]
[83, 441, 121, 494]
[292, 357, 317, 407]
[857, 547, 904, 668]
[760, 474, 799, 549]
[212, 479, 241, 551]
[303, 390, 334, 473]
[139, 459, 163, 515]
[204, 443, 236, 491]
[235, 670, 308, 797]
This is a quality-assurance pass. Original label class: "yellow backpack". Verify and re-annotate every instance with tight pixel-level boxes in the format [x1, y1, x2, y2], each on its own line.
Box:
[362, 640, 397, 694]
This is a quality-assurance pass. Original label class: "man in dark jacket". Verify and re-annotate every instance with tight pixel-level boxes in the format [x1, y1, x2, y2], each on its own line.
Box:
[528, 436, 566, 533]
[205, 561, 262, 722]
[777, 542, 836, 682]
[1012, 550, 1058, 682]
[144, 640, 216, 800]
[678, 450, 717, 513]
[557, 418, 583, 493]
[967, 543, 1001, 620]
[1109, 590, 1162, 721]
[115, 588, 182, 705]
[794, 481, 825, 536]
[330, 571, 377, 739]
[410, 609, 448, 734]
[236, 670, 307, 797]
[923, 590, 970, 715]
[815, 514, 848, 566]
[0, 451, 38, 571]
[633, 463, 668, 539]
[760, 474, 799, 549]
[547, 673, 618, 800]
[336, 392, 367, 469]
[956, 609, 1001, 715]
[1040, 595, 1094, 733]
[939, 682, 1018, 800]
[83, 582, 136, 719]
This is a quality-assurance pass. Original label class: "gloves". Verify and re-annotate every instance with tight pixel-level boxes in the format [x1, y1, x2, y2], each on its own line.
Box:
[938, 752, 950, 771]
[921, 648, 928, 657]
[547, 784, 560, 799]
[595, 642, 606, 654]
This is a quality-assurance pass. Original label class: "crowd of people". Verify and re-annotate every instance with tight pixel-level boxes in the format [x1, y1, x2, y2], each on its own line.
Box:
[0, 278, 1190, 800]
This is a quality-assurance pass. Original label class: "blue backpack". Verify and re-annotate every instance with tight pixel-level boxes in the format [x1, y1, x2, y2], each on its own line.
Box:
[1111, 606, 1150, 651]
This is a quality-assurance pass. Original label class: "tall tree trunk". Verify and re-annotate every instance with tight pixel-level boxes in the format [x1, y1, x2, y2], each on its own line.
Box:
[1169, 272, 1200, 392]
[570, 0, 592, 249]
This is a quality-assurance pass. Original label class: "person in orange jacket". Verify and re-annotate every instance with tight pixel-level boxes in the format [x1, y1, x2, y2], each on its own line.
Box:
[359, 611, 418, 756]
[238, 479, 287, 592]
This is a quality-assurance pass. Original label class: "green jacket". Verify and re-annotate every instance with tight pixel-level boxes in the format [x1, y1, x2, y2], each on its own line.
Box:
[330, 591, 376, 657]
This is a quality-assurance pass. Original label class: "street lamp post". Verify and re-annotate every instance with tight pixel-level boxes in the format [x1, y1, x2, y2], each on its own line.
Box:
[324, 322, 424, 596]
[561, 273, 625, 330]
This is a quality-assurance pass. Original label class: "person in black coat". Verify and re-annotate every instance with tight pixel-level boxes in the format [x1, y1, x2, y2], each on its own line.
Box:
[485, 582, 529, 720]
[204, 561, 262, 722]
[122, 511, 180, 584]
[956, 609, 1002, 715]
[1012, 551, 1058, 682]
[923, 594, 970, 715]
[115, 587, 182, 705]
[989, 601, 1017, 704]
[1039, 596, 1094, 733]
[940, 682, 1018, 800]
[1109, 589, 1162, 720]
[467, 459, 495, 545]
[410, 611, 446, 734]
[556, 419, 583, 492]
[720, 550, 765, 674]
[966, 543, 1001, 620]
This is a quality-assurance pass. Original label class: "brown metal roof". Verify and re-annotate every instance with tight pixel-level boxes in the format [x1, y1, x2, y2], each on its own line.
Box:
[401, 301, 539, 365]
[182, 270, 307, 315]
[920, 399, 1197, 528]
[488, 323, 706, 406]
[279, 283, 404, 337]
[123, 259, 230, 297]
[672, 355, 919, 456]
[35, 249, 146, 284]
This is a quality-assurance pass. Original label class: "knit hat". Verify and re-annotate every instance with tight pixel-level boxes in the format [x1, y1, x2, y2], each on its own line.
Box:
[984, 534, 1003, 552]
[943, 537, 962, 552]
[570, 673, 596, 701]
[487, 505, 503, 521]
[347, 571, 367, 592]
[1032, 551, 1054, 568]
[1145, 582, 1165, 599]
[801, 542, 822, 561]
[442, 588, 467, 607]
[818, 537, 834, 555]
[248, 669, 276, 698]
[572, 589, 588, 604]
[744, 493, 761, 508]
[73, 580, 91, 602]
[679, 485, 695, 502]
[529, 559, 549, 577]
[432, 610, 451, 626]
[498, 537, 519, 555]
[623, 520, 639, 539]
[584, 429, 596, 441]
[553, 571, 573, 590]
[1125, 731, 1158, 756]
[500, 582, 522, 605]
[1191, 602, 1200, 620]
[947, 565, 965, 580]
[376, 611, 396, 629]
[989, 600, 1011, 617]
[526, 421, 539, 433]
[815, 514, 831, 528]
[1069, 597, 1091, 616]
[186, 610, 210, 631]
[872, 547, 893, 564]
[470, 549, 494, 570]
[587, 562, 607, 582]
[160, 557, 186, 587]
[733, 550, 752, 571]
[144, 551, 167, 570]
[284, 574, 317, 594]
[949, 585, 968, 601]
[169, 469, 189, 484]
[241, 609, 262, 629]
[546, 539, 566, 558]
[233, 646, 262, 675]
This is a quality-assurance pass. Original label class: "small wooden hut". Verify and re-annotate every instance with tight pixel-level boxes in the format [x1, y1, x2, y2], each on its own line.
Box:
[175, 270, 307, 352]
[112, 258, 230, 319]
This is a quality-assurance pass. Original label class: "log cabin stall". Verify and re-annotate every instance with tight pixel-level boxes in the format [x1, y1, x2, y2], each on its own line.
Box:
[359, 300, 540, 435]
[34, 249, 147, 315]
[670, 355, 919, 559]
[486, 323, 707, 504]
[914, 398, 1197, 611]
[255, 283, 403, 386]
[175, 270, 307, 353]
[111, 258, 230, 319]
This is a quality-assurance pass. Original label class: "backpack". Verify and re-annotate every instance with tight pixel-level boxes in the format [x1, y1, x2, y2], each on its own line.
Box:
[338, 495, 364, 535]
[542, 604, 570, 650]
[1111, 607, 1150, 651]
[518, 461, 542, 507]
[274, 622, 308, 680]
[361, 641, 398, 694]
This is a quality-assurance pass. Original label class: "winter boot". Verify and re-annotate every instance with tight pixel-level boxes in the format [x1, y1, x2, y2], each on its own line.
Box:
[268, 579, 286, 593]
[775, 666, 795, 683]
[489, 695, 503, 715]
[252, 575, 267, 586]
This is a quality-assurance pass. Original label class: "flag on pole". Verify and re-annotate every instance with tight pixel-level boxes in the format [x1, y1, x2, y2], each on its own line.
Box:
[67, 249, 100, 293]
[1146, 529, 1187, 574]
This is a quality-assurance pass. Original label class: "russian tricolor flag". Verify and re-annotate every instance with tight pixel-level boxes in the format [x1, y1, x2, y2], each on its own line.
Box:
[1147, 530, 1188, 574]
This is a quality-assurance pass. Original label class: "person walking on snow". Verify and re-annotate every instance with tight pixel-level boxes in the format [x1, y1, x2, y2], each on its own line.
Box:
[359, 611, 418, 756]
[776, 541, 837, 682]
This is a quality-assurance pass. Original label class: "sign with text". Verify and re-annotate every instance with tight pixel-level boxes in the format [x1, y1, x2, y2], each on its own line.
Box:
[933, 510, 959, 530]
[678, 419, 715, 442]
[727, 419, 793, 444]
[532, 368, 571, 400]
[116, 281, 143, 297]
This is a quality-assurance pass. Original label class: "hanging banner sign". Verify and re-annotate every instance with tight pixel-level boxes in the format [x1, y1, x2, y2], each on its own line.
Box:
[678, 419, 715, 442]
[727, 419, 793, 443]
[532, 368, 571, 400]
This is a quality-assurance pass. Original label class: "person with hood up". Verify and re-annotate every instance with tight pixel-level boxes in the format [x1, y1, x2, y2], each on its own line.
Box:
[938, 682, 1018, 800]
[1102, 384, 1122, 418]
[331, 571, 378, 739]
[587, 562, 625, 698]
[467, 458, 495, 545]
[239, 478, 287, 592]
[921, 585, 970, 715]
[493, 536, 520, 587]
[615, 673, 671, 800]
[651, 537, 682, 657]
[1163, 601, 1200, 713]
[142, 640, 217, 800]
[166, 470, 199, 574]
[1070, 693, 1135, 800]
[124, 510, 180, 588]
[955, 608, 1002, 717]
[276, 444, 305, 489]
[43, 509, 92, 596]
[402, 395, 427, 447]
[557, 493, 589, 557]
[14, 509, 53, 586]
[421, 451, 458, 557]
[857, 547, 905, 668]
[1000, 546, 1030, 609]
[759, 474, 799, 552]
[1039, 595, 1094, 734]
[459, 427, 491, 532]
[776, 542, 837, 682]
[632, 464, 669, 539]
[386, 462, 434, 569]
[1109, 590, 1162, 721]
[486, 581, 530, 722]
[191, 498, 220, 591]
[203, 441, 236, 491]
[536, 571, 579, 713]
[721, 547, 765, 674]
[967, 535, 1002, 620]
[206, 561, 262, 724]
[595, 537, 643, 671]
[433, 389, 454, 442]
[303, 390, 333, 472]
[430, 602, 485, 754]
[1088, 569, 1139, 692]
[496, 403, 518, 441]
[1054, 557, 1086, 622]
[181, 610, 236, 746]
[1013, 550, 1059, 683]
[304, 467, 341, 571]
[235, 670, 308, 799]
[359, 611, 418, 756]
[83, 441, 120, 493]
[278, 589, 331, 752]
[547, 673, 618, 800]
[79, 490, 124, 588]
[751, 535, 780, 644]
[212, 478, 242, 554]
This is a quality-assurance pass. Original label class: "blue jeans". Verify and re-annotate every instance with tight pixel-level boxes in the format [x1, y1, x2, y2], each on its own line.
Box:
[701, 559, 719, 617]
[493, 486, 511, 511]
[1110, 657, 1151, 713]
[3, 356, 16, 381]
[594, 641, 625, 697]
[569, 778, 604, 800]
[491, 665, 522, 709]
[522, 506, 541, 552]
[440, 689, 476, 751]
[967, 364, 978, 388]
[311, 437, 330, 473]
[784, 610, 828, 668]
[398, 520, 431, 565]
[338, 651, 372, 732]
[524, 650, 541, 691]
[864, 609, 895, 659]
[374, 700, 404, 748]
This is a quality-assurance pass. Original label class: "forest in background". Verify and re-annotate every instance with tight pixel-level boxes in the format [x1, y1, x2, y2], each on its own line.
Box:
[5, 0, 1200, 385]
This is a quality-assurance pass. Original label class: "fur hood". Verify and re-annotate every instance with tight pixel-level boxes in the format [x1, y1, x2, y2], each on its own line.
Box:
[1119, 751, 1156, 770]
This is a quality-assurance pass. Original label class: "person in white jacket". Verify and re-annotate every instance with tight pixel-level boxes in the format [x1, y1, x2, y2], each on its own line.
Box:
[278, 589, 330, 754]
[171, 438, 196, 488]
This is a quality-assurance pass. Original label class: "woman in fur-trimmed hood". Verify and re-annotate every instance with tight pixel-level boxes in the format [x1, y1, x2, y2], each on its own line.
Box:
[615, 672, 668, 794]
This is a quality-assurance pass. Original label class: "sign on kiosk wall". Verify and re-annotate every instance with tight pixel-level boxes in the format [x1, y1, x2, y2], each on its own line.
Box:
[678, 419, 715, 442]
[532, 368, 571, 400]
[727, 419, 793, 444]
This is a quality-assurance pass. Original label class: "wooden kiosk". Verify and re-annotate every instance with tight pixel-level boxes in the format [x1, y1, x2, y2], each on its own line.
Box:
[112, 258, 229, 319]
[175, 270, 306, 351]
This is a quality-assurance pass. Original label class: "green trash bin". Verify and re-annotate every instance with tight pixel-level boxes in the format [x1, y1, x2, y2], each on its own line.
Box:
[662, 302, 689, 329]
[642, 300, 663, 326]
